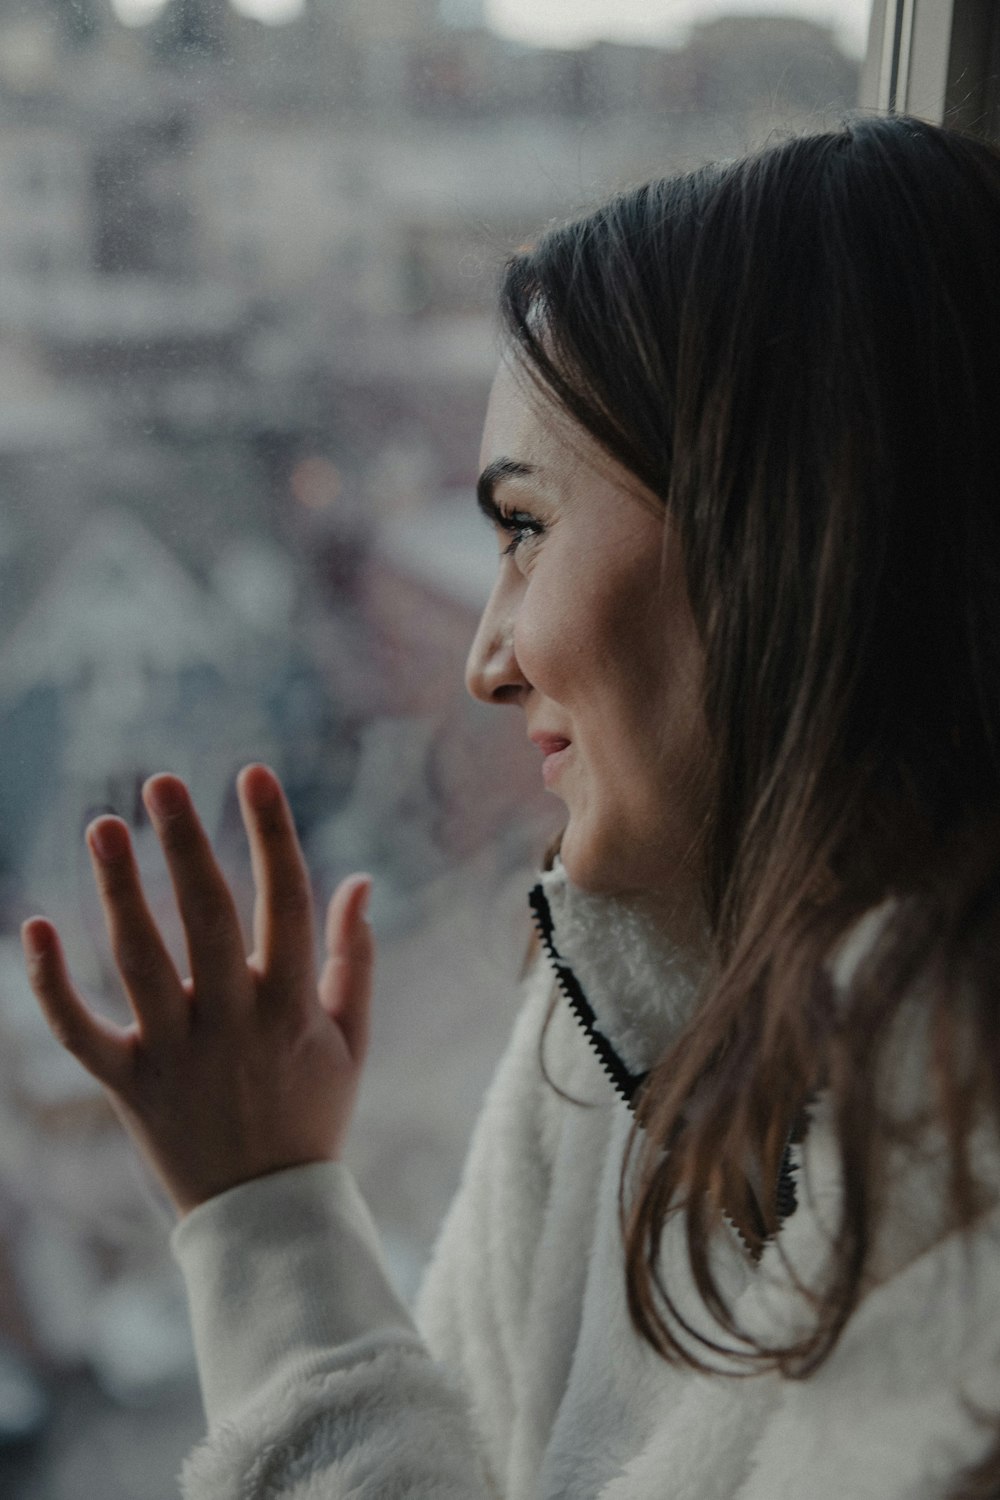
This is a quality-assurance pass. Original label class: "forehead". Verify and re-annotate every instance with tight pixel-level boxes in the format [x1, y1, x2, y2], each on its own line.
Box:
[479, 358, 585, 473]
[479, 357, 658, 515]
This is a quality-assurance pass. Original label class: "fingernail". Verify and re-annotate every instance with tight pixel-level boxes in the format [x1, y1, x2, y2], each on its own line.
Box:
[145, 777, 184, 818]
[89, 818, 128, 862]
[21, 919, 52, 958]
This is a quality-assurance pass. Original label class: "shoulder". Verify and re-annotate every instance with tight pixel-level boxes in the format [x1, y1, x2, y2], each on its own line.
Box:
[738, 1209, 1000, 1500]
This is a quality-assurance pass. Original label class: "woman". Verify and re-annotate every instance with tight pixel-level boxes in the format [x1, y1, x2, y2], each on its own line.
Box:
[20, 113, 1000, 1497]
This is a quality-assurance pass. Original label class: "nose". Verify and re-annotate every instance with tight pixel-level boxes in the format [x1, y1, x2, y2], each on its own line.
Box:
[465, 585, 529, 706]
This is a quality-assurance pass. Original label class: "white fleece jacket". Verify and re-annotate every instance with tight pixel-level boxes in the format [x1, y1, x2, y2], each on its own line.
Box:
[170, 861, 1000, 1499]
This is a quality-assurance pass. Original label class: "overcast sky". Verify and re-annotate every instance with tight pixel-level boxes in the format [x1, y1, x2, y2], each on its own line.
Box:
[486, 0, 871, 56]
[115, 0, 873, 60]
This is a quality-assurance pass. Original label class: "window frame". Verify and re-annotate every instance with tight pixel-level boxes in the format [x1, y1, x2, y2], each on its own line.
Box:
[860, 0, 1000, 141]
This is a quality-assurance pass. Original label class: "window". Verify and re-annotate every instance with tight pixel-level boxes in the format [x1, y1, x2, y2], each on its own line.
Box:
[861, 0, 1000, 138]
[7, 2, 975, 1492]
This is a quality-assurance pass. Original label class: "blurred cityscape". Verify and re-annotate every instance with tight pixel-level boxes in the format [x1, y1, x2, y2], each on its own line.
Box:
[0, 0, 860, 1492]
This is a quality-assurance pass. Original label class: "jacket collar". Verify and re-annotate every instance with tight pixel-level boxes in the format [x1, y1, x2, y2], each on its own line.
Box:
[531, 857, 897, 1094]
[529, 862, 799, 1232]
[529, 856, 705, 1109]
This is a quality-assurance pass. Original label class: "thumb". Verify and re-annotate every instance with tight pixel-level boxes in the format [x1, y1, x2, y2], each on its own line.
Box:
[319, 874, 374, 1063]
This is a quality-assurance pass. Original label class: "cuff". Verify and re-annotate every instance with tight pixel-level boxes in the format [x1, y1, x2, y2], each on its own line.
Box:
[170, 1160, 419, 1429]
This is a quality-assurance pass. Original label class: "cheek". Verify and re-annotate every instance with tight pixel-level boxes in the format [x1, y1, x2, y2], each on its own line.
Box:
[513, 570, 592, 701]
[514, 553, 662, 721]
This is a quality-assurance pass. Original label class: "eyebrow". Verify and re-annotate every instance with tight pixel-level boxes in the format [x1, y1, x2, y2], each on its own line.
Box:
[476, 458, 537, 526]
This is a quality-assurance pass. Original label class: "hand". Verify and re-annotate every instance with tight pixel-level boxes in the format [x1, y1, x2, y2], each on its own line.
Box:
[20, 764, 374, 1219]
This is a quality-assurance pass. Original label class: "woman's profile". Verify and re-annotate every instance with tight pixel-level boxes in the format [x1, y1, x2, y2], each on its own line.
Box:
[19, 113, 1000, 1497]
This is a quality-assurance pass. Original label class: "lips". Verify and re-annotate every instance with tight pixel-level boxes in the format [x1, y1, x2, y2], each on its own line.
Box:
[530, 732, 571, 755]
[530, 732, 572, 786]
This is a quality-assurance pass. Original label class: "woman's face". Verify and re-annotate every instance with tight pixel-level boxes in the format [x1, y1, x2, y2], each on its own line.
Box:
[466, 359, 708, 913]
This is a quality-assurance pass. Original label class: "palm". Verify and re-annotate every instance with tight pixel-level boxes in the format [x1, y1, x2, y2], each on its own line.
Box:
[21, 765, 374, 1219]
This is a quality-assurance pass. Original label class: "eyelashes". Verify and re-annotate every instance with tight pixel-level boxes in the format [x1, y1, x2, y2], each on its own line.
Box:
[478, 488, 547, 560]
[496, 506, 546, 558]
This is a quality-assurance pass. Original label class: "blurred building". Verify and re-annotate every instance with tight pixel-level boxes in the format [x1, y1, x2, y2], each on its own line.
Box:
[0, 0, 860, 1479]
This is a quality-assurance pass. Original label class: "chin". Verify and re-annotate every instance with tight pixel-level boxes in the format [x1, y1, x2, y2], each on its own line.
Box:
[559, 814, 686, 901]
[557, 820, 633, 896]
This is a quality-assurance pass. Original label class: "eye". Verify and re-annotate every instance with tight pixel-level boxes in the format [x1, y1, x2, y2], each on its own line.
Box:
[496, 506, 546, 558]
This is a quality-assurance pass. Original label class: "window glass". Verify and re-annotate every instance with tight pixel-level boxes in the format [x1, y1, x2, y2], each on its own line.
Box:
[0, 1, 870, 1490]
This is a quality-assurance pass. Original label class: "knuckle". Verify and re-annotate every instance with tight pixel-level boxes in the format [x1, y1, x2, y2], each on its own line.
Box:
[157, 812, 196, 855]
[256, 802, 290, 838]
[114, 940, 163, 990]
[95, 856, 136, 901]
[271, 882, 312, 922]
[189, 906, 240, 954]
[260, 996, 312, 1049]
[257, 801, 304, 859]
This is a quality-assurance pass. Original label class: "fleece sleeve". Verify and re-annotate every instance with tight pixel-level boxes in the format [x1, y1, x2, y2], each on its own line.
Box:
[413, 951, 565, 1481]
[171, 1158, 498, 1498]
[168, 956, 563, 1500]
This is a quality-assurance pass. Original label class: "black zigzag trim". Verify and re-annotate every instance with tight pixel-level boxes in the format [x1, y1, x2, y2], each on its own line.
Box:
[528, 882, 799, 1228]
[529, 882, 648, 1111]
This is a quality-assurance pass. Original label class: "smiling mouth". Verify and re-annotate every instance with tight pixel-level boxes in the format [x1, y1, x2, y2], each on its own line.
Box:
[535, 739, 572, 786]
[531, 733, 571, 756]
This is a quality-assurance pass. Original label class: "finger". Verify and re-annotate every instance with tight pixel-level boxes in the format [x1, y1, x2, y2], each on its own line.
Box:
[237, 764, 316, 994]
[86, 816, 186, 1041]
[319, 876, 374, 1064]
[142, 775, 249, 1008]
[21, 918, 132, 1088]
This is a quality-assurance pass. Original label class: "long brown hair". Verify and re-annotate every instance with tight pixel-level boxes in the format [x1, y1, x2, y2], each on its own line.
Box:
[500, 115, 1000, 1481]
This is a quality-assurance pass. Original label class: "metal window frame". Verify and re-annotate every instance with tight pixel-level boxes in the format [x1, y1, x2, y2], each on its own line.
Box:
[860, 0, 1000, 140]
